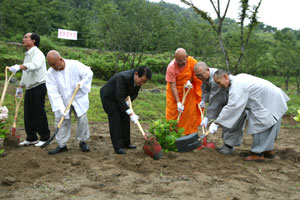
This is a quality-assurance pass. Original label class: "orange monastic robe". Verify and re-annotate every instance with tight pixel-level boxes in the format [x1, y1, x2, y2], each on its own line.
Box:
[165, 56, 202, 135]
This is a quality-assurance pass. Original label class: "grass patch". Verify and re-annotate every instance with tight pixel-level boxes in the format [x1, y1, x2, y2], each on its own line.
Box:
[1, 76, 300, 130]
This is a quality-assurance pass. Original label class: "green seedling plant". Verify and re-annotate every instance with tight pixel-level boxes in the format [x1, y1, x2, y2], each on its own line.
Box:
[0, 120, 9, 155]
[294, 110, 300, 125]
[149, 119, 184, 152]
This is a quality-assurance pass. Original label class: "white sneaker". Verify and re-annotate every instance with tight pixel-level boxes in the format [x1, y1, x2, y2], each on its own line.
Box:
[34, 141, 46, 147]
[19, 140, 38, 146]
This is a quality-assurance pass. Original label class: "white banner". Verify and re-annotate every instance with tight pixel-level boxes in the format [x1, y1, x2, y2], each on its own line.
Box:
[58, 29, 77, 40]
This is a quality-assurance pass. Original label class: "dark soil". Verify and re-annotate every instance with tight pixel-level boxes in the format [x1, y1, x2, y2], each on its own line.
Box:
[0, 116, 300, 200]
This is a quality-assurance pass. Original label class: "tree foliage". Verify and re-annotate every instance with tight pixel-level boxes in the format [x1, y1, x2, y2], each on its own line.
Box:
[0, 0, 300, 92]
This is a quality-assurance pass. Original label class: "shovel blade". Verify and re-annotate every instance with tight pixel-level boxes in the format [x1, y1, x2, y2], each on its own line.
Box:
[175, 132, 201, 152]
[143, 137, 163, 160]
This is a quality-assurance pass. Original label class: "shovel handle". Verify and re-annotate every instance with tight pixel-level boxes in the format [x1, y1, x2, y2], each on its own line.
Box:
[199, 130, 210, 141]
[181, 85, 192, 105]
[0, 66, 15, 108]
[40, 85, 80, 149]
[126, 96, 148, 140]
[198, 104, 205, 134]
[177, 85, 192, 122]
[57, 85, 80, 129]
[12, 93, 23, 129]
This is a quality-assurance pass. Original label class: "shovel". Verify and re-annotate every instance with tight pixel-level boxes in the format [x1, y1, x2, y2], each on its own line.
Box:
[175, 103, 213, 152]
[40, 85, 80, 148]
[197, 104, 215, 149]
[12, 94, 23, 138]
[126, 96, 163, 160]
[3, 94, 23, 148]
[0, 66, 15, 108]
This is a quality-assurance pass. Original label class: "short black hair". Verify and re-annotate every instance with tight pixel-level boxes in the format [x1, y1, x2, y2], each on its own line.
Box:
[30, 33, 40, 47]
[135, 66, 152, 79]
[214, 69, 229, 79]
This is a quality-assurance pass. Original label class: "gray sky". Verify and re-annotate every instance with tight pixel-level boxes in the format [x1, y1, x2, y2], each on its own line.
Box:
[150, 0, 300, 30]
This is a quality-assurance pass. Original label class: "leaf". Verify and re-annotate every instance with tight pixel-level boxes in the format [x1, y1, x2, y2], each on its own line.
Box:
[177, 127, 185, 134]
[0, 149, 4, 155]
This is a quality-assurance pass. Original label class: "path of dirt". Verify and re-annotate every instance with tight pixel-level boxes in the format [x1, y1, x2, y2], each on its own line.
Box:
[0, 116, 300, 200]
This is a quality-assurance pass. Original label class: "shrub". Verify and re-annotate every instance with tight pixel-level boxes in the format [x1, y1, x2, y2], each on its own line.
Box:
[150, 73, 165, 84]
[294, 110, 300, 125]
[149, 119, 184, 152]
[39, 36, 57, 55]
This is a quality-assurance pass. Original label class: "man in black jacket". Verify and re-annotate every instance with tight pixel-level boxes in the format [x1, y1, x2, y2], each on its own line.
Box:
[100, 66, 152, 154]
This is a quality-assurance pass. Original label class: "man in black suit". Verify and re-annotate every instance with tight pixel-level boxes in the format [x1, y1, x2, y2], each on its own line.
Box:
[100, 66, 152, 154]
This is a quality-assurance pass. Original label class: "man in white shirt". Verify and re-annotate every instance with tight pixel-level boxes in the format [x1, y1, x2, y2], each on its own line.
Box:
[9, 33, 50, 147]
[210, 69, 289, 161]
[194, 62, 247, 155]
[45, 50, 93, 155]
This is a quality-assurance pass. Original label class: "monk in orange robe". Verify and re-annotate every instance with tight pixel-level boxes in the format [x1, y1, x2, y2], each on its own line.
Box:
[165, 48, 202, 135]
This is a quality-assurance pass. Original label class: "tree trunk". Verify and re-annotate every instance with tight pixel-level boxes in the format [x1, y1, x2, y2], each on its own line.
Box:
[285, 76, 289, 91]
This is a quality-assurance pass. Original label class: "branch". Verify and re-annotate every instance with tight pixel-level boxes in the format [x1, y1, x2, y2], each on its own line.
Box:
[180, 0, 217, 32]
[233, 0, 262, 73]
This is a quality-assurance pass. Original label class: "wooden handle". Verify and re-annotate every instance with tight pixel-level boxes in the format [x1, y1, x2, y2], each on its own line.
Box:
[12, 93, 23, 128]
[198, 104, 205, 134]
[126, 96, 147, 139]
[177, 85, 192, 122]
[181, 85, 192, 105]
[57, 85, 80, 129]
[0, 66, 15, 108]
[199, 130, 211, 141]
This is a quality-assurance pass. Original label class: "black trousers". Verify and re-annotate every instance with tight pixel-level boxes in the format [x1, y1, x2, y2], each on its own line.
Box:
[107, 108, 130, 150]
[24, 83, 50, 141]
[100, 94, 130, 150]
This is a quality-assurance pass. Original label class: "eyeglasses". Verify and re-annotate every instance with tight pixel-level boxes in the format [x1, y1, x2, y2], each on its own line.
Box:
[195, 73, 205, 78]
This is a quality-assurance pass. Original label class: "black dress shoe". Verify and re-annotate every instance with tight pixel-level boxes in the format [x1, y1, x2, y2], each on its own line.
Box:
[115, 148, 126, 154]
[125, 145, 136, 149]
[48, 146, 68, 155]
[79, 141, 90, 152]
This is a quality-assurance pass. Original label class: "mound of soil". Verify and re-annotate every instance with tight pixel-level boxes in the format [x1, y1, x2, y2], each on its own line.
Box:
[0, 116, 300, 200]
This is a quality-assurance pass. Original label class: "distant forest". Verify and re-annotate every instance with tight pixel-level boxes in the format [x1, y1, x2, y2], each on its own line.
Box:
[1, 0, 300, 91]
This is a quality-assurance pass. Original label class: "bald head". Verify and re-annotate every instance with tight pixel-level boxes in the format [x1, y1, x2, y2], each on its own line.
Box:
[47, 50, 65, 71]
[194, 62, 210, 81]
[174, 48, 187, 67]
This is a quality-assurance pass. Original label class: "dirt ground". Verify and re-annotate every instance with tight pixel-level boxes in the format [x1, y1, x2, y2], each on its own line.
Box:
[0, 115, 299, 200]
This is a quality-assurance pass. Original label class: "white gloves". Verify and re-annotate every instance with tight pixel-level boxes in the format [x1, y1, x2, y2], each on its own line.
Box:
[59, 106, 70, 119]
[184, 80, 193, 88]
[201, 117, 208, 128]
[177, 102, 184, 112]
[126, 108, 139, 124]
[209, 122, 219, 134]
[16, 87, 23, 97]
[77, 80, 84, 88]
[130, 114, 139, 124]
[9, 65, 21, 74]
[199, 101, 206, 108]
[0, 106, 8, 120]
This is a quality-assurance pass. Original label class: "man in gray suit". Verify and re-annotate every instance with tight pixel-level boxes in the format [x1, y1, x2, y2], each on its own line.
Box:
[194, 62, 247, 154]
[211, 69, 290, 161]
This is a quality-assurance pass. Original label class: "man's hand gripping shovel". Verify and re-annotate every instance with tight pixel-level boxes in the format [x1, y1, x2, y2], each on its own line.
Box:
[126, 96, 163, 160]
[174, 99, 214, 152]
[40, 85, 80, 148]
[177, 82, 192, 122]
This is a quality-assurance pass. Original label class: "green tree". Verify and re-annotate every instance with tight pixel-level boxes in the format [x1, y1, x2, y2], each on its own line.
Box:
[273, 29, 298, 91]
[180, 0, 262, 73]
